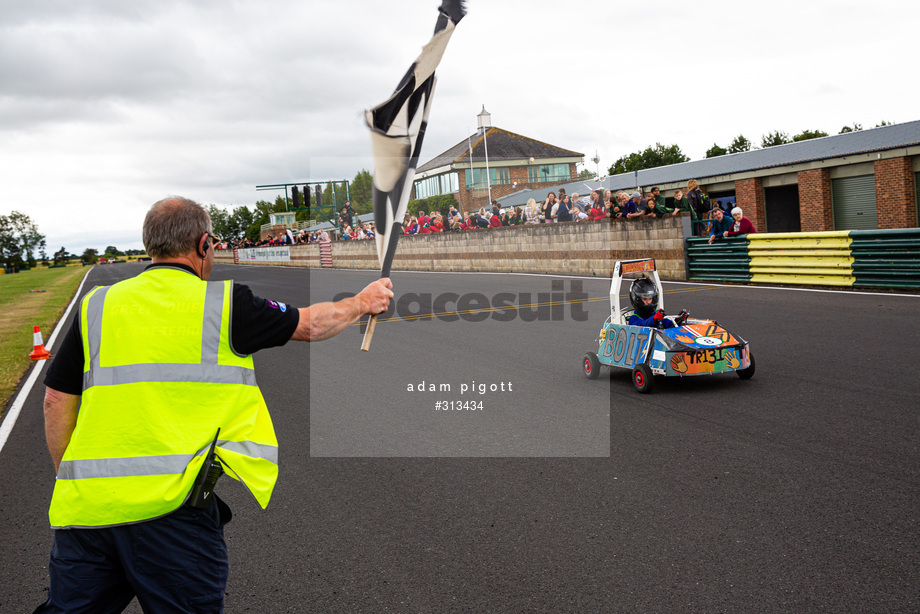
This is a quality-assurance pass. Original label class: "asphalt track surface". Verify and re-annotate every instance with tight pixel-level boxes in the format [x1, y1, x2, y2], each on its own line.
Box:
[1, 262, 918, 613]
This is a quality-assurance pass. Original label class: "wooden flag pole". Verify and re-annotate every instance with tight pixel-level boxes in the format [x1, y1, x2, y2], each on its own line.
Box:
[361, 225, 401, 352]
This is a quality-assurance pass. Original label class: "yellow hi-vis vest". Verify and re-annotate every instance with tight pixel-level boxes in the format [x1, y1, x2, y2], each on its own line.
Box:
[49, 267, 279, 529]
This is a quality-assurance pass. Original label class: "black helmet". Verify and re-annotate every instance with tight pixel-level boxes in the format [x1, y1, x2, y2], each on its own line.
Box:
[629, 278, 658, 318]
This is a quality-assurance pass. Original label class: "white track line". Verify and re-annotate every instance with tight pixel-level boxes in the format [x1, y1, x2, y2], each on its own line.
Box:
[0, 267, 93, 454]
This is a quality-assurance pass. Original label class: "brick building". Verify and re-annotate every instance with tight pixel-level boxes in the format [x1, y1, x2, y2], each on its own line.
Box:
[498, 120, 920, 232]
[413, 110, 583, 212]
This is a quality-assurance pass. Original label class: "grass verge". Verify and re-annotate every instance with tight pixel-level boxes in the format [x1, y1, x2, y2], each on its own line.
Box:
[0, 266, 88, 417]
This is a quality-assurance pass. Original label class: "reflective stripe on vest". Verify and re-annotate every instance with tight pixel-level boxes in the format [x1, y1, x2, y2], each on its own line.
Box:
[58, 440, 278, 480]
[82, 283, 257, 390]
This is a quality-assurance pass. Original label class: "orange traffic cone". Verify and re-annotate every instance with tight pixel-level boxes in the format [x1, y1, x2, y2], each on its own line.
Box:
[29, 325, 51, 361]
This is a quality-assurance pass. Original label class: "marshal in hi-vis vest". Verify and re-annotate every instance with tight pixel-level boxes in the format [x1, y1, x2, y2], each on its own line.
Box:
[49, 267, 279, 529]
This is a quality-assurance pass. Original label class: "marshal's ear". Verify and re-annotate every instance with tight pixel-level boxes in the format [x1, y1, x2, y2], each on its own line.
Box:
[199, 234, 209, 258]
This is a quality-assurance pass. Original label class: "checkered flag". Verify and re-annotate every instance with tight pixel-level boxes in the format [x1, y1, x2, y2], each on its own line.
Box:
[361, 0, 466, 351]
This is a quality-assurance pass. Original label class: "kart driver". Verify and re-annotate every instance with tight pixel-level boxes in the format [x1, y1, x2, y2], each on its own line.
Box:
[628, 278, 688, 328]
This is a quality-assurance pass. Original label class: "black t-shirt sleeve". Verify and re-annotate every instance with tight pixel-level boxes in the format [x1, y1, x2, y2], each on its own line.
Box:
[42, 282, 300, 395]
[230, 283, 300, 355]
[43, 316, 84, 396]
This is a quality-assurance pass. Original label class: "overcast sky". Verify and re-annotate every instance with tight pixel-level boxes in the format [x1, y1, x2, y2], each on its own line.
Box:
[2, 0, 916, 254]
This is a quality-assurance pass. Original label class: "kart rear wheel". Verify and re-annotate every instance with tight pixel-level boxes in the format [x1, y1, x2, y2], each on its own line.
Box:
[583, 352, 601, 380]
[632, 364, 654, 393]
[737, 351, 755, 380]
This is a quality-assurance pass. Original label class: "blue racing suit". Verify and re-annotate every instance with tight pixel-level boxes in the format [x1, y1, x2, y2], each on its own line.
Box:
[629, 313, 676, 329]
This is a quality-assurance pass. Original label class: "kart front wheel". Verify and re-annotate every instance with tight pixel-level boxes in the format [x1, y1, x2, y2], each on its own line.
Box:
[737, 351, 755, 380]
[583, 352, 601, 380]
[632, 364, 654, 393]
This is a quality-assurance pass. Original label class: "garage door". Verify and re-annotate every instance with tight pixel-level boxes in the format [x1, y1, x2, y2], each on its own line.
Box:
[832, 175, 877, 230]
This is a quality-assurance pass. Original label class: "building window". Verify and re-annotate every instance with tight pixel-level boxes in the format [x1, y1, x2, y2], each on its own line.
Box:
[528, 163, 570, 183]
[464, 168, 511, 189]
[414, 172, 460, 199]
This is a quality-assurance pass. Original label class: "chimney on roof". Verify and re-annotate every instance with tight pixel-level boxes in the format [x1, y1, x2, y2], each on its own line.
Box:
[477, 105, 491, 134]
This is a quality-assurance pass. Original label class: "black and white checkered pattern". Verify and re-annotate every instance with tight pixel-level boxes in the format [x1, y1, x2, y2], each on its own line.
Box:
[366, 0, 466, 277]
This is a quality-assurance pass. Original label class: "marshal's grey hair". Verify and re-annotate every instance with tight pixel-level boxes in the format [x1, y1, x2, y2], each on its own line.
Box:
[143, 196, 212, 258]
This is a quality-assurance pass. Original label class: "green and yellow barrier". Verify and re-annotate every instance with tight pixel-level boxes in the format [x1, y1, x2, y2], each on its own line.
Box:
[687, 229, 920, 290]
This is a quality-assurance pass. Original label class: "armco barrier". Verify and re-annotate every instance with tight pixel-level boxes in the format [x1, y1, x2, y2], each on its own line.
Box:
[748, 231, 854, 287]
[685, 236, 751, 283]
[687, 229, 920, 289]
[850, 229, 920, 289]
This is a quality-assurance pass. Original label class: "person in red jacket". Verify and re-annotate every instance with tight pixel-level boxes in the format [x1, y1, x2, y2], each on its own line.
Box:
[588, 202, 607, 220]
[417, 210, 432, 233]
[723, 207, 757, 237]
[488, 211, 502, 228]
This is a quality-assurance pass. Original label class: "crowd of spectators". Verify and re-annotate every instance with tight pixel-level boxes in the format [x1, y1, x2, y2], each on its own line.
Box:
[219, 180, 756, 249]
[507, 180, 755, 241]
[217, 227, 335, 250]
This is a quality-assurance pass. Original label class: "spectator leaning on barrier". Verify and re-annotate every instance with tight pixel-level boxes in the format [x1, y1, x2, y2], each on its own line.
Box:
[488, 209, 503, 228]
[572, 193, 586, 220]
[673, 189, 696, 223]
[523, 198, 540, 224]
[626, 192, 645, 219]
[610, 192, 628, 219]
[650, 187, 678, 218]
[417, 210, 431, 234]
[556, 194, 573, 222]
[574, 191, 598, 220]
[564, 194, 582, 220]
[723, 207, 757, 237]
[588, 199, 607, 220]
[570, 192, 586, 215]
[36, 196, 392, 613]
[448, 205, 461, 230]
[707, 207, 735, 244]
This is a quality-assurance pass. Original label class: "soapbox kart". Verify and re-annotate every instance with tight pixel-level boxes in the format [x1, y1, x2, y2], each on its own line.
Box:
[583, 258, 754, 393]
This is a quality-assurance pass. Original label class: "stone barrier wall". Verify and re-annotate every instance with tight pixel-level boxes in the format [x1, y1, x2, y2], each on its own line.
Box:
[216, 216, 689, 281]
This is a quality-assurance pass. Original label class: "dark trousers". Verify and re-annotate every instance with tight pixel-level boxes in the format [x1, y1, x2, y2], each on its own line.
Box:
[34, 496, 230, 614]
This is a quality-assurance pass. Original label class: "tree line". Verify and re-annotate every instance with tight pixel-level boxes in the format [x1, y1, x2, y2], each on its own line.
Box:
[608, 121, 892, 176]
[1, 211, 45, 269]
[0, 212, 155, 268]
